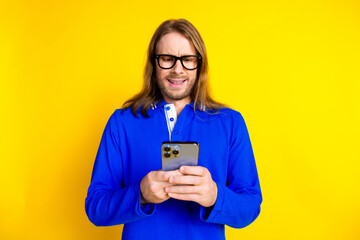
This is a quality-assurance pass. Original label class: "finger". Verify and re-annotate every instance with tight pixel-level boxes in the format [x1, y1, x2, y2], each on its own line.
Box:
[153, 170, 182, 182]
[168, 193, 200, 202]
[167, 169, 183, 177]
[165, 185, 201, 194]
[159, 181, 179, 189]
[150, 171, 169, 182]
[179, 166, 207, 176]
[169, 175, 202, 185]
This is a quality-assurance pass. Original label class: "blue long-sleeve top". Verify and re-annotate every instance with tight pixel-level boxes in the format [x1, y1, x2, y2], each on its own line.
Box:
[85, 101, 262, 240]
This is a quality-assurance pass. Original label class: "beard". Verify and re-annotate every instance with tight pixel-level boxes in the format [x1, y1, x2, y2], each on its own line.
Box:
[156, 74, 196, 101]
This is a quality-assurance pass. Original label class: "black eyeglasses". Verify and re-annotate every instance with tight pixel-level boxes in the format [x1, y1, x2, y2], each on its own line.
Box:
[155, 54, 202, 70]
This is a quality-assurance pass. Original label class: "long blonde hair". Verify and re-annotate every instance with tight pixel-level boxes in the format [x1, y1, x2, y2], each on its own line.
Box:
[123, 19, 224, 117]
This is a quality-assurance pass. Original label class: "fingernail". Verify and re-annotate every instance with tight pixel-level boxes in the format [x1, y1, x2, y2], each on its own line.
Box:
[169, 177, 173, 183]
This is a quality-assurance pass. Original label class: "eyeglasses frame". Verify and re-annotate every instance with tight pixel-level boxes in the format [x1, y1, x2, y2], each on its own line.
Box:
[155, 54, 202, 70]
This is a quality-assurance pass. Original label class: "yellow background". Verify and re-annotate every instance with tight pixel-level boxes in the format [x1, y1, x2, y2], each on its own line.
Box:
[1, 0, 359, 239]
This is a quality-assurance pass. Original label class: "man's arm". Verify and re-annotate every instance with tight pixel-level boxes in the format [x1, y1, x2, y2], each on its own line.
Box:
[85, 112, 154, 226]
[85, 111, 183, 226]
[165, 113, 262, 228]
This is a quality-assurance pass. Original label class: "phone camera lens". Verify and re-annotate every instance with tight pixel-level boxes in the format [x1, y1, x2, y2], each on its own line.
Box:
[164, 147, 171, 152]
[172, 150, 179, 155]
[164, 153, 171, 158]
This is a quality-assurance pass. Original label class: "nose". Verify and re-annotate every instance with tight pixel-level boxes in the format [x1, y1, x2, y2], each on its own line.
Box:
[171, 59, 185, 74]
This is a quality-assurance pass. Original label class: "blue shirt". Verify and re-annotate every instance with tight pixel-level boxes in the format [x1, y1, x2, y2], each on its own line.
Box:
[85, 101, 262, 240]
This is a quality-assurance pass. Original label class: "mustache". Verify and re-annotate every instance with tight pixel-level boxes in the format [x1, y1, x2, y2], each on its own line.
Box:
[166, 75, 188, 80]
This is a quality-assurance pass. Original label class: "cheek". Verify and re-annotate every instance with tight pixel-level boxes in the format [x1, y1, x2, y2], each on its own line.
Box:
[155, 67, 167, 81]
[189, 71, 197, 81]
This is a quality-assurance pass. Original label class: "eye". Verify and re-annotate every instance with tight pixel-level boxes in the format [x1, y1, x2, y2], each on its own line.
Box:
[161, 56, 174, 62]
[183, 57, 195, 62]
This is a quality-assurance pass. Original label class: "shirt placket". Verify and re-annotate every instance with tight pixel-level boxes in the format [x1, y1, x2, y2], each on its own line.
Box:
[164, 103, 177, 141]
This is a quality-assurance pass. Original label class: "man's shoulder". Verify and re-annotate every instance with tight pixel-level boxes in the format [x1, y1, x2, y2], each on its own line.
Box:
[103, 108, 147, 132]
[217, 107, 240, 115]
[113, 107, 133, 116]
[206, 107, 244, 121]
[109, 107, 155, 122]
[110, 107, 140, 120]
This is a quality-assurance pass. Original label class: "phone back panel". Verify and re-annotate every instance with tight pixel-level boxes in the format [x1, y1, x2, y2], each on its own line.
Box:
[161, 142, 199, 171]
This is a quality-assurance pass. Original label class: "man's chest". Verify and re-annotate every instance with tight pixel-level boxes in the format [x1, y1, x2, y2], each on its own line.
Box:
[119, 114, 231, 184]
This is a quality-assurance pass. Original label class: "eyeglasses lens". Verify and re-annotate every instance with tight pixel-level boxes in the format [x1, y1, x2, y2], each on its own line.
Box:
[158, 56, 198, 70]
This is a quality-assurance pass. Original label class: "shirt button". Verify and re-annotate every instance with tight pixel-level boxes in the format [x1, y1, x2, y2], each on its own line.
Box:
[166, 107, 170, 111]
[170, 117, 174, 122]
[174, 130, 178, 135]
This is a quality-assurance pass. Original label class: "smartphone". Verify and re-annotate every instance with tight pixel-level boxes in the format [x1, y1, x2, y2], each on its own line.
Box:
[161, 141, 199, 171]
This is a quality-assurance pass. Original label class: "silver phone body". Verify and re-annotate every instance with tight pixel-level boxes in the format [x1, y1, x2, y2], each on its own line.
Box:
[161, 141, 199, 171]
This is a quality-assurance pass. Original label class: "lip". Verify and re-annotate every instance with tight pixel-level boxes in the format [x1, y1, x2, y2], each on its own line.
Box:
[167, 78, 186, 87]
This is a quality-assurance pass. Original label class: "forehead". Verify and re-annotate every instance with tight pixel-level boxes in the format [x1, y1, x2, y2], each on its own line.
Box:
[156, 32, 196, 55]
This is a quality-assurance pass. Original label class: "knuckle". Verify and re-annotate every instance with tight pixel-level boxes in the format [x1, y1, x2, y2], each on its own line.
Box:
[160, 173, 167, 181]
[195, 178, 202, 185]
[156, 172, 167, 181]
[170, 176, 177, 183]
[149, 184, 157, 193]
[154, 192, 163, 199]
[147, 172, 154, 181]
[164, 172, 174, 180]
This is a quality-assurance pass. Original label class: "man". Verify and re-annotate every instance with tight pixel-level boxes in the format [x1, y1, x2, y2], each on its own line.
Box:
[85, 19, 262, 240]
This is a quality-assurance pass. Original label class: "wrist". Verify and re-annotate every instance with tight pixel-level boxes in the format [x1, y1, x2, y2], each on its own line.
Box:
[140, 189, 147, 204]
[210, 180, 218, 207]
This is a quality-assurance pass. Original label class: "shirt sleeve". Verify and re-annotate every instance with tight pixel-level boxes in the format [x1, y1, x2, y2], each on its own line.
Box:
[85, 111, 155, 226]
[200, 113, 262, 228]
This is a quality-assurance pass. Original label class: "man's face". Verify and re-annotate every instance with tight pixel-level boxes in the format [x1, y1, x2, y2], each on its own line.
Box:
[155, 32, 198, 103]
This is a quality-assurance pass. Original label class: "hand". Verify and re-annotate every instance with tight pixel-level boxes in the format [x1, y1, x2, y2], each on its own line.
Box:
[140, 170, 182, 204]
[165, 166, 218, 207]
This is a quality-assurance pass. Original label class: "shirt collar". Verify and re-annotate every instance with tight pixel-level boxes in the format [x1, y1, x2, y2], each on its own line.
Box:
[153, 100, 198, 110]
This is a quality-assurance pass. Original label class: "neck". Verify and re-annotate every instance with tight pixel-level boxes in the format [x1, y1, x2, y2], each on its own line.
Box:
[162, 96, 191, 116]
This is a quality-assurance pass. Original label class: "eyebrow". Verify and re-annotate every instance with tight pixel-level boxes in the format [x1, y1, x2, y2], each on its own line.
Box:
[156, 53, 197, 56]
